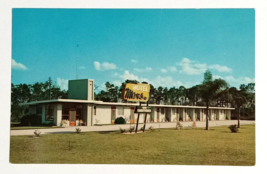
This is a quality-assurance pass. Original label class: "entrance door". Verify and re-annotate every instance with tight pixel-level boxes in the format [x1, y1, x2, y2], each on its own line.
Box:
[111, 106, 116, 124]
[156, 108, 160, 122]
[69, 110, 76, 126]
[130, 107, 135, 123]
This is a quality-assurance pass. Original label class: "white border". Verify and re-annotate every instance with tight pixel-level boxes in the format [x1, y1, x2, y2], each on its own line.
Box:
[1, 1, 265, 174]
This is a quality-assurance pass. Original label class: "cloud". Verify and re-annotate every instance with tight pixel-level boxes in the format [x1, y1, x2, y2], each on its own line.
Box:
[57, 78, 68, 91]
[12, 59, 27, 70]
[178, 58, 232, 75]
[161, 69, 167, 73]
[169, 67, 177, 72]
[114, 70, 190, 88]
[208, 64, 232, 72]
[122, 70, 141, 81]
[178, 58, 207, 75]
[113, 80, 122, 87]
[78, 66, 85, 69]
[213, 75, 255, 88]
[94, 61, 117, 71]
[134, 67, 152, 73]
[131, 59, 137, 63]
[149, 76, 191, 88]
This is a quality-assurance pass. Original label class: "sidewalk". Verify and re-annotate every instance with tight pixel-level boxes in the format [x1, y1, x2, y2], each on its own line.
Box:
[10, 120, 255, 136]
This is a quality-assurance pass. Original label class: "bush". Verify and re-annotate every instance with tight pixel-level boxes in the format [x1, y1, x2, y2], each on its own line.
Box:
[20, 114, 42, 126]
[228, 124, 238, 133]
[75, 128, 81, 134]
[114, 117, 126, 124]
[129, 126, 135, 133]
[119, 127, 126, 134]
[33, 130, 41, 137]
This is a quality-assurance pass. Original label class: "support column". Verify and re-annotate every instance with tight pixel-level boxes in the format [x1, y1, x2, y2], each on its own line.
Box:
[55, 103, 62, 126]
[85, 104, 94, 126]
[42, 105, 46, 124]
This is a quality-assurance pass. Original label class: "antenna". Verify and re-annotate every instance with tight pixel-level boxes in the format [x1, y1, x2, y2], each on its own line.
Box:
[76, 44, 78, 79]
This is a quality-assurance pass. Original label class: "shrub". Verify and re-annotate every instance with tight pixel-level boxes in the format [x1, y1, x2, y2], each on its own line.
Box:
[129, 126, 135, 133]
[119, 127, 126, 134]
[20, 114, 42, 126]
[149, 126, 155, 131]
[75, 128, 82, 134]
[140, 126, 144, 131]
[33, 130, 41, 137]
[114, 117, 126, 124]
[228, 124, 238, 133]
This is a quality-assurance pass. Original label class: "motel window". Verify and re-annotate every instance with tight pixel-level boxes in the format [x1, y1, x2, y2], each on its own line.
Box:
[157, 108, 160, 121]
[161, 108, 164, 115]
[76, 108, 82, 120]
[45, 105, 54, 121]
[172, 108, 175, 115]
[36, 106, 42, 115]
[118, 107, 124, 115]
[94, 106, 96, 115]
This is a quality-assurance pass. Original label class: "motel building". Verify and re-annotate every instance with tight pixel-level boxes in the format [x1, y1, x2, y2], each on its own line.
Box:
[21, 79, 235, 127]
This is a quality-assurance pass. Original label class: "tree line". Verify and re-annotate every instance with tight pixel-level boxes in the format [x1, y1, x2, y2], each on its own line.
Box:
[11, 81, 68, 121]
[95, 70, 255, 129]
[11, 70, 255, 130]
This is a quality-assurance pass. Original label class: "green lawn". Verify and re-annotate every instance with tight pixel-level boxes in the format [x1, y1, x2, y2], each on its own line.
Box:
[10, 124, 255, 165]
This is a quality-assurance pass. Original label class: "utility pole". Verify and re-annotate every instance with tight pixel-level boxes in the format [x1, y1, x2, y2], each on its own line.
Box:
[49, 77, 51, 100]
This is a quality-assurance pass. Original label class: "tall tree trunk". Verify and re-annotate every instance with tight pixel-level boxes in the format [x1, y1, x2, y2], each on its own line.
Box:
[238, 106, 240, 128]
[205, 102, 209, 130]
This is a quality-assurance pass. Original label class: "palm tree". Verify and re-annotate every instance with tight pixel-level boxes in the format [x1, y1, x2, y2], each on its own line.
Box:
[199, 70, 228, 130]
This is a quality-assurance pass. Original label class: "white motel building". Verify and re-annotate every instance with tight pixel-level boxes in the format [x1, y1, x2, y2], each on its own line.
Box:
[21, 79, 235, 126]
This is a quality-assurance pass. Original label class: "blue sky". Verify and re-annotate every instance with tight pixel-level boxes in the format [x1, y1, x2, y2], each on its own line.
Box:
[11, 9, 255, 92]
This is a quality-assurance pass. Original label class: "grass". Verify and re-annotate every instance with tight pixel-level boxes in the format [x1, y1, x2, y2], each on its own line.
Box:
[10, 124, 255, 165]
[11, 126, 63, 130]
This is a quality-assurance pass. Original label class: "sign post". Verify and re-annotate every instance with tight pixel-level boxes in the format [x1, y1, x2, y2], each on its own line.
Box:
[121, 83, 151, 133]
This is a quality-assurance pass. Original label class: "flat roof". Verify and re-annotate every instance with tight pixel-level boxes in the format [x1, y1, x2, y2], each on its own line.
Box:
[20, 99, 235, 110]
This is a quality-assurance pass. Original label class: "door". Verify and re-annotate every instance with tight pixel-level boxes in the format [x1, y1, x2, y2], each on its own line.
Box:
[156, 108, 160, 122]
[69, 110, 76, 126]
[111, 106, 116, 124]
[130, 107, 135, 123]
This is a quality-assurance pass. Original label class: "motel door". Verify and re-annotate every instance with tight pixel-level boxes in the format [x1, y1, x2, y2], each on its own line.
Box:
[156, 108, 160, 122]
[111, 106, 116, 124]
[69, 110, 76, 126]
[130, 107, 135, 123]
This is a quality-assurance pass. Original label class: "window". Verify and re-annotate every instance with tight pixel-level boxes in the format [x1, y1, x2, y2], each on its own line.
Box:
[94, 106, 96, 115]
[157, 108, 160, 121]
[45, 105, 54, 121]
[161, 108, 164, 115]
[76, 108, 82, 120]
[172, 108, 175, 115]
[130, 107, 135, 120]
[36, 106, 42, 115]
[118, 107, 124, 115]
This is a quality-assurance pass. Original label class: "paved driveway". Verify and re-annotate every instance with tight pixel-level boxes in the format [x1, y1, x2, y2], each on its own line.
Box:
[10, 120, 255, 136]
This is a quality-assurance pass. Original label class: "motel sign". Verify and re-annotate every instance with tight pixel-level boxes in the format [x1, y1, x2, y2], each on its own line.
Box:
[121, 83, 150, 102]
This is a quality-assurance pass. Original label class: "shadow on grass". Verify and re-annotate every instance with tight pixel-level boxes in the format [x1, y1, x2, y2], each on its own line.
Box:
[99, 131, 119, 134]
[45, 131, 75, 134]
[221, 131, 240, 133]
